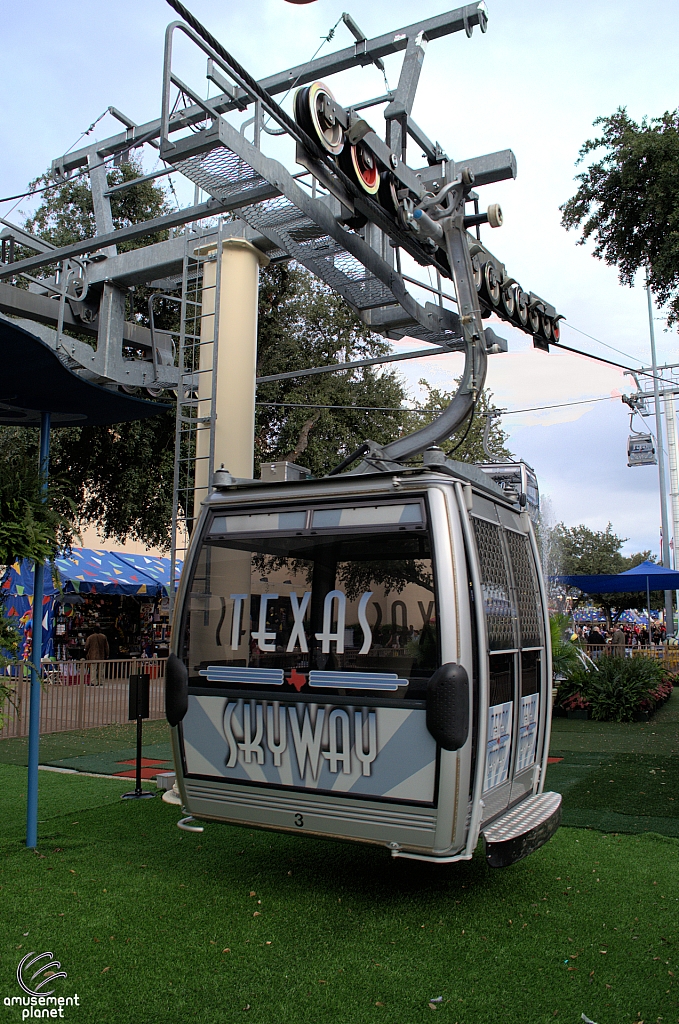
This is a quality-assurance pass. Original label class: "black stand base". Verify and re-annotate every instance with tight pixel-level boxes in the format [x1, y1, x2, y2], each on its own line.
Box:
[120, 712, 155, 801]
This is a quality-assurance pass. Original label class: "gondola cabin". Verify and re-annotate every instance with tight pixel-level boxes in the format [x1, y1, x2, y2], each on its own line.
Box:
[165, 459, 561, 866]
[627, 432, 657, 468]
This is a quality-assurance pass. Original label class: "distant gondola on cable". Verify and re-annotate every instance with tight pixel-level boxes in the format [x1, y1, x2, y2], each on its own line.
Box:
[627, 431, 657, 467]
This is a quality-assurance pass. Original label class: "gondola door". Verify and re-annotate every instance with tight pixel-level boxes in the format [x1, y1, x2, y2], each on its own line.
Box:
[470, 498, 547, 823]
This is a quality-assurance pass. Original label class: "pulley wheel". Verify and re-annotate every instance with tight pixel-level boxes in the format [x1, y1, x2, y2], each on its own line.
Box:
[487, 203, 503, 228]
[484, 262, 501, 306]
[294, 81, 344, 155]
[528, 305, 541, 334]
[378, 171, 399, 215]
[501, 283, 516, 318]
[339, 141, 380, 194]
[515, 288, 529, 327]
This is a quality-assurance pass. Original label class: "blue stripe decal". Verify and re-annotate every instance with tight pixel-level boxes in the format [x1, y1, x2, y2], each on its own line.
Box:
[199, 667, 284, 686]
[308, 671, 404, 691]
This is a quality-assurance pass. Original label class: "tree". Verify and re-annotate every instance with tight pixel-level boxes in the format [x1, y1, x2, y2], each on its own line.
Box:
[255, 265, 409, 475]
[552, 521, 655, 625]
[560, 108, 679, 324]
[401, 380, 512, 464]
[25, 161, 172, 253]
[0, 431, 74, 723]
[2, 161, 180, 548]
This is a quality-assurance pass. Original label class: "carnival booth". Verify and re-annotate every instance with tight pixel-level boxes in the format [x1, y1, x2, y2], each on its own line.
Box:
[2, 548, 181, 662]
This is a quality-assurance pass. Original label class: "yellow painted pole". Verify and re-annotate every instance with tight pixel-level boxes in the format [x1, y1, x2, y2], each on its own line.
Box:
[196, 238, 270, 498]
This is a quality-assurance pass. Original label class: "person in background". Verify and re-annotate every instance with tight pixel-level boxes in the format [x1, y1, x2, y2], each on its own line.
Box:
[611, 624, 625, 656]
[140, 635, 155, 659]
[587, 625, 606, 647]
[85, 627, 109, 685]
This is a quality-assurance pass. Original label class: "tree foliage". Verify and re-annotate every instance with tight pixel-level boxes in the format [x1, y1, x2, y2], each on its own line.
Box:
[25, 160, 172, 251]
[560, 108, 679, 324]
[1, 162, 179, 548]
[0, 430, 75, 566]
[255, 265, 408, 475]
[402, 380, 512, 465]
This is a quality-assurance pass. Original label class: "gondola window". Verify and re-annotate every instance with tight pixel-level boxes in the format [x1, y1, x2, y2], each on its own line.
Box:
[182, 500, 439, 699]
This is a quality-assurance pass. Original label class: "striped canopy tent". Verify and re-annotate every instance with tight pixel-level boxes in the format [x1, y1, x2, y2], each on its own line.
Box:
[2, 548, 182, 659]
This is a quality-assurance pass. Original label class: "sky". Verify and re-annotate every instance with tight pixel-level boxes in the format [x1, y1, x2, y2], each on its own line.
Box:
[1, 0, 678, 557]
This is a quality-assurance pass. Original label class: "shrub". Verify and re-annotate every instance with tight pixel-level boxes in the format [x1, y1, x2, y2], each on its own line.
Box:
[550, 614, 581, 678]
[557, 656, 670, 722]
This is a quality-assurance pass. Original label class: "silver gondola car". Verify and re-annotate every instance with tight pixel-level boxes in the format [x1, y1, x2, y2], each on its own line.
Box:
[165, 457, 561, 867]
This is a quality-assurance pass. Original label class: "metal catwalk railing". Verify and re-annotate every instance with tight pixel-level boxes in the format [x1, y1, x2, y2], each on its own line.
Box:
[0, 659, 167, 740]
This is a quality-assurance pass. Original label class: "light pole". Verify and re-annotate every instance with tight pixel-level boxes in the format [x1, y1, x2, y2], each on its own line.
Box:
[664, 390, 679, 619]
[646, 276, 675, 633]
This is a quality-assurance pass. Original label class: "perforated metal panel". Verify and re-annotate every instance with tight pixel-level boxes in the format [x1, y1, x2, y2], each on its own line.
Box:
[174, 149, 269, 205]
[505, 530, 543, 648]
[240, 195, 395, 310]
[472, 517, 516, 650]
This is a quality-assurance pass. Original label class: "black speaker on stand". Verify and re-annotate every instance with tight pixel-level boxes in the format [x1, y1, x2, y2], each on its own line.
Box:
[121, 672, 155, 800]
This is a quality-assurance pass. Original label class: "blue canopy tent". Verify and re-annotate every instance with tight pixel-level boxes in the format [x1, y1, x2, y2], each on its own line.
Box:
[556, 560, 679, 634]
[0, 314, 169, 848]
[557, 560, 679, 594]
[2, 548, 182, 659]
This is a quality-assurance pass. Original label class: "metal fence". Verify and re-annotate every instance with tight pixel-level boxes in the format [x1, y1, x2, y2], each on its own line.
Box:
[583, 645, 679, 670]
[0, 659, 167, 739]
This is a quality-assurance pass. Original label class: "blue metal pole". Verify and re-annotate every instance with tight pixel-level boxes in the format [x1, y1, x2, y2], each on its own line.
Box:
[26, 411, 51, 849]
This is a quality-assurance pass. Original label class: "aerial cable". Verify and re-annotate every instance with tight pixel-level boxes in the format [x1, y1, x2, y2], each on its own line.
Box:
[560, 321, 641, 364]
[63, 109, 110, 156]
[256, 394, 620, 416]
[259, 14, 344, 136]
[549, 339, 667, 385]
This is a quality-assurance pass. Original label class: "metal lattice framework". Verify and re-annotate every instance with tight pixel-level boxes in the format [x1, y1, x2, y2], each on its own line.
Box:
[0, 0, 562, 549]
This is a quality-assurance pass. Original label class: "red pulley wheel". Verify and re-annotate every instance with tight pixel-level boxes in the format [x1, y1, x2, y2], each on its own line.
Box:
[339, 141, 380, 195]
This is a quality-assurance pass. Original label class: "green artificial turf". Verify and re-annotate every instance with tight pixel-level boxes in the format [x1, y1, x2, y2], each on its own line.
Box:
[545, 752, 679, 837]
[549, 688, 679, 755]
[0, 765, 129, 841]
[0, 764, 677, 1024]
[0, 719, 171, 766]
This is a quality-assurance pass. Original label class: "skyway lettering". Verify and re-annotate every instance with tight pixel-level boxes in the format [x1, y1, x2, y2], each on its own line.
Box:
[223, 701, 378, 780]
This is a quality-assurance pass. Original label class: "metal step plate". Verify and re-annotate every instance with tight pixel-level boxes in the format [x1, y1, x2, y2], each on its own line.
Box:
[482, 791, 562, 868]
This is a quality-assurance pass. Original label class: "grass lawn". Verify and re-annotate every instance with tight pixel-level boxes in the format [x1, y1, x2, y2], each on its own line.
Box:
[0, 719, 171, 766]
[0, 697, 678, 1021]
[0, 788, 677, 1022]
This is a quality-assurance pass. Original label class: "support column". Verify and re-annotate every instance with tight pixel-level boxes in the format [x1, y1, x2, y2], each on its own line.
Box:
[646, 279, 674, 632]
[664, 392, 679, 631]
[195, 238, 269, 498]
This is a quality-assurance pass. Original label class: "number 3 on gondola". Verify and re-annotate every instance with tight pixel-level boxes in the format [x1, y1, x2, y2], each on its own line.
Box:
[165, 468, 561, 867]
